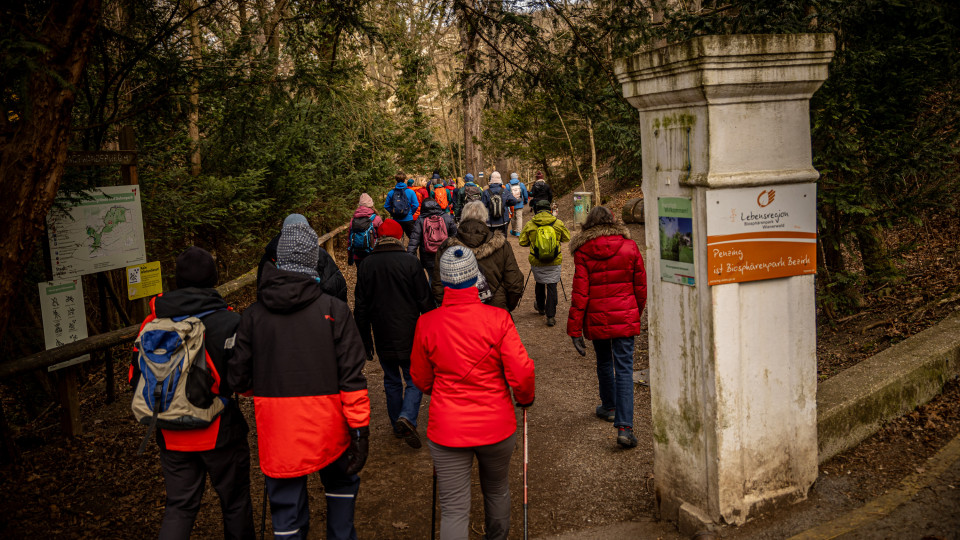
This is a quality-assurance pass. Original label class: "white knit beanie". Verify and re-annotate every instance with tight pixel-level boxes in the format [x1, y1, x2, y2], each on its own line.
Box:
[490, 171, 502, 184]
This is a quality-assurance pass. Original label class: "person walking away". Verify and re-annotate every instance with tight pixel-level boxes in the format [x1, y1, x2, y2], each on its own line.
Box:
[354, 219, 434, 448]
[566, 206, 647, 449]
[481, 172, 517, 237]
[443, 179, 456, 216]
[407, 199, 457, 280]
[131, 246, 255, 539]
[229, 215, 371, 540]
[507, 173, 529, 237]
[347, 193, 383, 268]
[411, 247, 535, 540]
[257, 217, 347, 303]
[385, 172, 420, 238]
[431, 201, 523, 312]
[519, 200, 570, 327]
[455, 174, 483, 220]
[528, 171, 553, 212]
[431, 175, 453, 216]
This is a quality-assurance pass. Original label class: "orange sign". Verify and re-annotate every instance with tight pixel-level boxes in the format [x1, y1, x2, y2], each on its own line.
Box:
[706, 185, 817, 285]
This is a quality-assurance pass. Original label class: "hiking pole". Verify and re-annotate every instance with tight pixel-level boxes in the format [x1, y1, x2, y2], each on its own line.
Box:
[522, 407, 529, 540]
[431, 465, 438, 539]
[522, 269, 532, 296]
[260, 483, 267, 540]
[559, 277, 568, 302]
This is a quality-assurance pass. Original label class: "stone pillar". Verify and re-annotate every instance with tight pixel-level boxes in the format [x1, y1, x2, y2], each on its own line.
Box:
[614, 35, 835, 532]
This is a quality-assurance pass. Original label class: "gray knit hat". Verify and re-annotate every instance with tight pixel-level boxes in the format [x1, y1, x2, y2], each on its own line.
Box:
[276, 216, 319, 278]
[439, 246, 479, 289]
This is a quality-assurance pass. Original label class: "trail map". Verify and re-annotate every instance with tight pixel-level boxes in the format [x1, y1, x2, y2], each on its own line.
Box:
[47, 185, 146, 278]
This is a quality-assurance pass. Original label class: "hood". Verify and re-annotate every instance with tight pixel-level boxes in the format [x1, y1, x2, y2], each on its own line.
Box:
[531, 211, 559, 227]
[353, 206, 377, 219]
[443, 220, 504, 260]
[509, 178, 520, 185]
[155, 288, 228, 318]
[570, 224, 632, 257]
[258, 262, 324, 314]
[393, 182, 408, 190]
[420, 198, 443, 217]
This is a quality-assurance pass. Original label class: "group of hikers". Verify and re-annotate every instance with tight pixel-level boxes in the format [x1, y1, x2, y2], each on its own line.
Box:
[129, 169, 646, 540]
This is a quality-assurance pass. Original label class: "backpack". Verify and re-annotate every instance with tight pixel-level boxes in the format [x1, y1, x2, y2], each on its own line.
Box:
[433, 186, 450, 210]
[350, 216, 376, 256]
[476, 266, 495, 304]
[464, 184, 482, 204]
[422, 215, 448, 254]
[389, 188, 411, 219]
[487, 189, 504, 220]
[510, 183, 522, 201]
[131, 311, 225, 454]
[532, 220, 561, 263]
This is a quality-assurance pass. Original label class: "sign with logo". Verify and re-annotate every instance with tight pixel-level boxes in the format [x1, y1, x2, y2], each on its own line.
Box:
[126, 261, 163, 300]
[658, 197, 695, 286]
[706, 184, 817, 285]
[38, 279, 91, 371]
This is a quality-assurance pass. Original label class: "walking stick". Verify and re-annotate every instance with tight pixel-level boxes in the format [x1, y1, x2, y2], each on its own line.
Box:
[522, 269, 532, 295]
[559, 277, 568, 302]
[260, 483, 267, 540]
[431, 466, 438, 539]
[523, 407, 529, 540]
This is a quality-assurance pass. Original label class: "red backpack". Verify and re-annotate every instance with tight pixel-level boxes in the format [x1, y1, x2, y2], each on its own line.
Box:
[423, 215, 448, 254]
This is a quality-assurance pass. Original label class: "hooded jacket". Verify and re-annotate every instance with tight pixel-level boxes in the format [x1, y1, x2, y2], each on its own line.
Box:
[508, 178, 529, 209]
[131, 288, 248, 452]
[528, 180, 553, 208]
[384, 182, 420, 222]
[257, 233, 347, 302]
[566, 224, 647, 340]
[430, 208, 524, 311]
[518, 211, 571, 267]
[229, 263, 370, 478]
[411, 286, 535, 447]
[407, 199, 457, 268]
[481, 183, 518, 227]
[348, 205, 383, 265]
[355, 237, 435, 362]
[454, 181, 482, 218]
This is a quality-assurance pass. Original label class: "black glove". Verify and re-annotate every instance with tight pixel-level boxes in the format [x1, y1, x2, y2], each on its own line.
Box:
[344, 426, 369, 475]
[572, 336, 587, 357]
[365, 348, 374, 362]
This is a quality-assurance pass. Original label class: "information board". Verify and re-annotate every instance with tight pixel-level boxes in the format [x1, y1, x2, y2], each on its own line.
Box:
[38, 279, 90, 371]
[658, 197, 695, 286]
[47, 185, 147, 279]
[126, 261, 163, 300]
[706, 184, 817, 285]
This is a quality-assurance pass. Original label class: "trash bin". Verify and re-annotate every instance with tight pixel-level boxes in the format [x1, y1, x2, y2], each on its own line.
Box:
[573, 192, 593, 227]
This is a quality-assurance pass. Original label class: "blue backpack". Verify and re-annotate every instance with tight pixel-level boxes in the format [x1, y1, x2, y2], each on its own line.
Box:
[389, 188, 411, 219]
[350, 216, 376, 255]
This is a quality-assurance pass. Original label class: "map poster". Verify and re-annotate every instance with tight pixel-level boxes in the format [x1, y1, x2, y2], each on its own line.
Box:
[47, 185, 147, 279]
[706, 183, 817, 286]
[38, 279, 91, 372]
[127, 261, 163, 300]
[658, 197, 695, 286]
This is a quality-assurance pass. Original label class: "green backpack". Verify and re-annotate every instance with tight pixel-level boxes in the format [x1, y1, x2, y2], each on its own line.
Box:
[532, 220, 560, 263]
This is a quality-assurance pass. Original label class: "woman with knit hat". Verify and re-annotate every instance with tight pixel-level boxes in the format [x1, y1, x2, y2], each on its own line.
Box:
[412, 246, 535, 540]
[481, 171, 518, 236]
[347, 193, 383, 267]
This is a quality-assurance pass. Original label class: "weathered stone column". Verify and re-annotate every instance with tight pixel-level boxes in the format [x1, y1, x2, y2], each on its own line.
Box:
[614, 35, 835, 532]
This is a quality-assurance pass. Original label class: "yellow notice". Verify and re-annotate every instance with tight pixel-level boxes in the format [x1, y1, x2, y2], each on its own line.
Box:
[127, 261, 163, 300]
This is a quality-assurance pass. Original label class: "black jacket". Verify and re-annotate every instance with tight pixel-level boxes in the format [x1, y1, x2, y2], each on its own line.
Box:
[257, 233, 348, 303]
[355, 238, 435, 362]
[148, 288, 248, 451]
[528, 180, 553, 209]
[407, 199, 457, 270]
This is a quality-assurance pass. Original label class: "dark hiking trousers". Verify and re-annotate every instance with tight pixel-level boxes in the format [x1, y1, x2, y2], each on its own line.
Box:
[158, 438, 255, 540]
[264, 450, 360, 540]
[534, 282, 558, 318]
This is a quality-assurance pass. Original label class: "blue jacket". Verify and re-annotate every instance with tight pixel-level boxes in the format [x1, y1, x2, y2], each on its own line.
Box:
[481, 183, 518, 227]
[508, 179, 529, 209]
[384, 182, 420, 222]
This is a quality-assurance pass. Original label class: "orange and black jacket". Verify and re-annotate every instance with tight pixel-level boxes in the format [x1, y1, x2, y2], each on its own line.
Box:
[130, 289, 248, 452]
[229, 262, 370, 478]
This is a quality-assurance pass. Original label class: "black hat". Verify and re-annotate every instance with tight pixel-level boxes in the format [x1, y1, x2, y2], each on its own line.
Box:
[175, 246, 218, 289]
[535, 199, 552, 212]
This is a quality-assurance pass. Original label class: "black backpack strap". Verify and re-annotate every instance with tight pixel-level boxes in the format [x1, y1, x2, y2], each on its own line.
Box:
[136, 382, 163, 455]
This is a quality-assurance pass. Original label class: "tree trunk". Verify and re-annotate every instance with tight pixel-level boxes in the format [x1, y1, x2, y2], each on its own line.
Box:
[587, 114, 600, 204]
[187, 0, 202, 176]
[460, 8, 483, 177]
[855, 220, 898, 285]
[0, 0, 103, 348]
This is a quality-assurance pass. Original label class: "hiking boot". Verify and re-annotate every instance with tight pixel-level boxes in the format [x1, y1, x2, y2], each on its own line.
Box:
[617, 427, 638, 448]
[546, 317, 556, 327]
[595, 405, 615, 422]
[396, 417, 421, 449]
[535, 305, 545, 315]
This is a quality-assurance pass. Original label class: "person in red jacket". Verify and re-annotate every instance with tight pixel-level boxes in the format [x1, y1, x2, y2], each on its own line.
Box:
[566, 206, 647, 449]
[411, 246, 535, 540]
[229, 214, 371, 540]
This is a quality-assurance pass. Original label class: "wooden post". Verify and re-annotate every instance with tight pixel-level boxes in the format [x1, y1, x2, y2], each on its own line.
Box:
[325, 236, 336, 264]
[57, 367, 82, 437]
[97, 273, 115, 403]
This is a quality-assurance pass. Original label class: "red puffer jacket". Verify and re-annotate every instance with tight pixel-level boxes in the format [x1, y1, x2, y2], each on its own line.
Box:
[566, 224, 647, 340]
[411, 286, 535, 448]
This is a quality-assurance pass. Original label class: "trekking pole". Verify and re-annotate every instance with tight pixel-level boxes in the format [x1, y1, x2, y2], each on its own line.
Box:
[559, 277, 568, 302]
[522, 269, 532, 295]
[523, 407, 529, 540]
[431, 465, 438, 539]
[260, 483, 267, 540]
